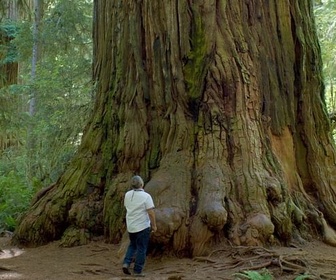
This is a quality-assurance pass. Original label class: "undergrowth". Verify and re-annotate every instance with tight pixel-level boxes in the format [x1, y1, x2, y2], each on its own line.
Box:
[0, 168, 34, 232]
[234, 269, 313, 280]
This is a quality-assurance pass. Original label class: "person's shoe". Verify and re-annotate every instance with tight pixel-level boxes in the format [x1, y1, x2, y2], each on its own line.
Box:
[133, 272, 145, 277]
[122, 264, 131, 275]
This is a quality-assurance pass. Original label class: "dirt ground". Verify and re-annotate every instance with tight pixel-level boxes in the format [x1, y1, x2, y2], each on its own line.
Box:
[1, 236, 336, 280]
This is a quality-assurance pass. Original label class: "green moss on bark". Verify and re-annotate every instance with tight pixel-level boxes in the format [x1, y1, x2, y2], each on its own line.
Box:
[183, 11, 208, 102]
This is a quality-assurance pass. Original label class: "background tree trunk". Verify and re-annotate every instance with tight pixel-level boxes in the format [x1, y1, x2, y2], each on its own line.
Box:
[28, 0, 42, 118]
[0, 0, 19, 88]
[0, 0, 20, 151]
[26, 0, 43, 179]
[14, 0, 336, 256]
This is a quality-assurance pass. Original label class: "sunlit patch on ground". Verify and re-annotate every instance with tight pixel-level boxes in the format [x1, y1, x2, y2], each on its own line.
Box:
[0, 249, 24, 260]
[0, 249, 24, 279]
[0, 272, 23, 279]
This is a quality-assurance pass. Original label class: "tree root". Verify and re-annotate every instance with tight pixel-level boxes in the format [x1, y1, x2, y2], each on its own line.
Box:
[0, 266, 11, 271]
[193, 257, 217, 263]
[192, 246, 313, 277]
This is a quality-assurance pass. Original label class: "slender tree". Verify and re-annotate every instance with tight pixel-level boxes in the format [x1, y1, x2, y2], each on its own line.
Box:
[14, 0, 336, 256]
[26, 0, 43, 181]
[29, 0, 42, 117]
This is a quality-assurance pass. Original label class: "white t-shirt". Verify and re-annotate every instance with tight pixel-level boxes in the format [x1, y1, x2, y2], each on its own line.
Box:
[124, 189, 155, 233]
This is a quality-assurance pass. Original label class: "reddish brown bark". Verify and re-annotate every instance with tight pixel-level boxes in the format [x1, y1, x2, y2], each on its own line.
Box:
[14, 0, 336, 256]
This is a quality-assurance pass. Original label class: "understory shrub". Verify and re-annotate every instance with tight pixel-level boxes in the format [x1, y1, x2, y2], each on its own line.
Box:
[0, 170, 33, 232]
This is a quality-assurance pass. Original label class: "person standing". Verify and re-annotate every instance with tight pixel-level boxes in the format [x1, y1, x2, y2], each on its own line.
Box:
[122, 175, 157, 277]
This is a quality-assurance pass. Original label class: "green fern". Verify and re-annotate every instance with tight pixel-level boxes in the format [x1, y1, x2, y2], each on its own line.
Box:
[294, 274, 313, 280]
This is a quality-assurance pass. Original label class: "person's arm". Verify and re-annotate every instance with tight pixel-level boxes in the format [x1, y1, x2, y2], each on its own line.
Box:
[147, 208, 157, 232]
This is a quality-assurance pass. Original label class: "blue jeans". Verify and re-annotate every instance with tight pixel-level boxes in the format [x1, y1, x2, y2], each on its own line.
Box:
[123, 227, 151, 274]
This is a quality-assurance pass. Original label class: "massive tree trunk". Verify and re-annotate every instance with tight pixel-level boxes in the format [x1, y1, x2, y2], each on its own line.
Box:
[14, 0, 336, 256]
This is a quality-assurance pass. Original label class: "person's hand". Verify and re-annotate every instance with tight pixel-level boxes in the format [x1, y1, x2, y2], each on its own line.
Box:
[151, 225, 157, 233]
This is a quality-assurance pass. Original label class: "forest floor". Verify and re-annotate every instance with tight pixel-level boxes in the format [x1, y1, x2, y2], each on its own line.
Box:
[1, 235, 336, 280]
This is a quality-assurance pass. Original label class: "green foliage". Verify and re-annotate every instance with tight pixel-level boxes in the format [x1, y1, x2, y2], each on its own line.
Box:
[0, 0, 94, 230]
[0, 170, 33, 232]
[0, 20, 18, 64]
[233, 269, 314, 280]
[294, 273, 314, 280]
[0, 21, 18, 39]
[314, 0, 336, 138]
[9, 0, 93, 185]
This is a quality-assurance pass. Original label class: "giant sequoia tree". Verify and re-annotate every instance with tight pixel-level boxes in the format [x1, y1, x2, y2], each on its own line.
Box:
[14, 0, 336, 256]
